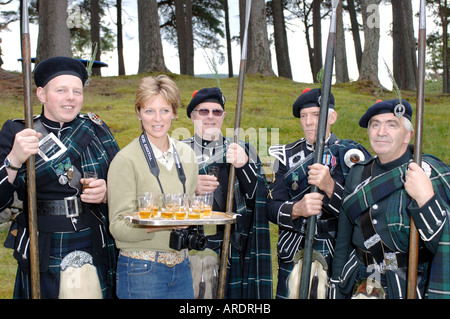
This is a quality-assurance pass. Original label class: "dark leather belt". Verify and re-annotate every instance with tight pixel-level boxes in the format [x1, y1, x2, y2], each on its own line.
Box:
[37, 198, 89, 218]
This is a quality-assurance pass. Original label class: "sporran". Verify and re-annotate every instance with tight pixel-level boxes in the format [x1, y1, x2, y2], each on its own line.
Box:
[59, 251, 102, 299]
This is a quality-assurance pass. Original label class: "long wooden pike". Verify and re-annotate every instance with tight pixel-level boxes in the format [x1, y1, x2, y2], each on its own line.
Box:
[407, 0, 426, 299]
[20, 0, 40, 299]
[298, 0, 340, 299]
[217, 0, 252, 299]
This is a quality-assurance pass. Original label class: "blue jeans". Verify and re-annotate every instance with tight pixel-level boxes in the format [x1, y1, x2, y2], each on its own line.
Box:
[116, 253, 194, 299]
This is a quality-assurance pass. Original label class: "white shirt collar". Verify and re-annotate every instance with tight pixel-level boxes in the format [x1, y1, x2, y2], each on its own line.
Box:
[149, 136, 174, 171]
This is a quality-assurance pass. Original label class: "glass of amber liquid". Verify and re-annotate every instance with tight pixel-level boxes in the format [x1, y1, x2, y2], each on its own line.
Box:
[161, 194, 175, 219]
[82, 171, 97, 191]
[138, 194, 151, 219]
[202, 193, 213, 218]
[188, 195, 203, 220]
[146, 193, 158, 218]
[173, 194, 188, 220]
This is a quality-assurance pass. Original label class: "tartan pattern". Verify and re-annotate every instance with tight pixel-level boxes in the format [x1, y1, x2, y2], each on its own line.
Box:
[14, 115, 119, 299]
[421, 156, 450, 298]
[14, 228, 109, 299]
[197, 138, 273, 299]
[19, 115, 119, 187]
[276, 138, 371, 264]
[341, 155, 450, 299]
[343, 162, 407, 223]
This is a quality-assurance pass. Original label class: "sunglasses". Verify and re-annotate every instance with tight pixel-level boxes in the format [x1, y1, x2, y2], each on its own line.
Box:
[195, 108, 224, 117]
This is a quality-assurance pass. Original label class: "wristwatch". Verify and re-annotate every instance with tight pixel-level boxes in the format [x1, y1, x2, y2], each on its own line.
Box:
[4, 157, 21, 171]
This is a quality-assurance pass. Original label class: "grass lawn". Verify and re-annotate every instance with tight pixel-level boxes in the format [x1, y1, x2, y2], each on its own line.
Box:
[0, 226, 15, 299]
[0, 71, 448, 298]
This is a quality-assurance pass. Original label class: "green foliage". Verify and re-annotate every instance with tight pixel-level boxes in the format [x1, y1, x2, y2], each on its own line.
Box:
[159, 0, 225, 56]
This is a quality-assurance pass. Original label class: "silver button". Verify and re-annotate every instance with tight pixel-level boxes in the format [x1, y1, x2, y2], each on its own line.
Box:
[373, 204, 378, 210]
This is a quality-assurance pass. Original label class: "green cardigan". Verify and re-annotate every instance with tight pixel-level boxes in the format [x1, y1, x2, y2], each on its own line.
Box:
[107, 137, 198, 252]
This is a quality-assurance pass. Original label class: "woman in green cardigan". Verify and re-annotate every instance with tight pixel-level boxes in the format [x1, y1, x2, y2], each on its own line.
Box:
[107, 75, 198, 299]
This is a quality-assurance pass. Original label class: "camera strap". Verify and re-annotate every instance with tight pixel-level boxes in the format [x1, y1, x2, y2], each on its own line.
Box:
[139, 132, 186, 194]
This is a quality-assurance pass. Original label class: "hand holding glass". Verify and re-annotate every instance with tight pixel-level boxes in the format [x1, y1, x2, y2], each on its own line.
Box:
[207, 166, 219, 179]
[82, 171, 98, 191]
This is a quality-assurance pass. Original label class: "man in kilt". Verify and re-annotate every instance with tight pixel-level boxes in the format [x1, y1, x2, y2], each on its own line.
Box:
[0, 56, 119, 298]
[183, 87, 272, 298]
[330, 99, 450, 299]
[267, 88, 371, 299]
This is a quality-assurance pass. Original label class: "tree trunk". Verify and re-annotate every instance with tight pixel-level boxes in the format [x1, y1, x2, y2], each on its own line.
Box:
[36, 0, 71, 65]
[175, 0, 194, 76]
[358, 0, 380, 86]
[347, 0, 362, 71]
[441, 0, 450, 93]
[138, 0, 168, 74]
[300, 1, 315, 82]
[117, 0, 125, 76]
[271, 0, 292, 79]
[335, 0, 349, 83]
[245, 0, 275, 76]
[392, 0, 416, 91]
[90, 0, 101, 76]
[312, 0, 322, 83]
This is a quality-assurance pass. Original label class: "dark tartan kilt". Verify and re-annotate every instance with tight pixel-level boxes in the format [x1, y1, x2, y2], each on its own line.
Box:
[13, 227, 108, 299]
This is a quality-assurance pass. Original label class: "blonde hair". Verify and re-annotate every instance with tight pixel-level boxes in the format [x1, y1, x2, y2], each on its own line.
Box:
[135, 75, 181, 117]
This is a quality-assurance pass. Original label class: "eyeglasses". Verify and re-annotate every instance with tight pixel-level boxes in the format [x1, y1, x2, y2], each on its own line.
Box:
[194, 108, 224, 117]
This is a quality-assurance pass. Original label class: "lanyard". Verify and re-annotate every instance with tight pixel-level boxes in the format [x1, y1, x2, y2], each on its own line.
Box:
[139, 132, 186, 194]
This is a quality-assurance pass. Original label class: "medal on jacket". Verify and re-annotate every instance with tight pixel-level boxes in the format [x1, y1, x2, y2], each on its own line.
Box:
[58, 174, 68, 185]
[55, 158, 74, 185]
[292, 172, 299, 190]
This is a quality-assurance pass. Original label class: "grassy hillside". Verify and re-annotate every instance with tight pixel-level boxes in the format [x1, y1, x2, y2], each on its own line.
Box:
[0, 71, 448, 298]
[1, 71, 448, 163]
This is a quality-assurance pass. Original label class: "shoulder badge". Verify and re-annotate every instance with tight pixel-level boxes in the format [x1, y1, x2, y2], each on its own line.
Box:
[269, 144, 287, 166]
[344, 149, 366, 168]
[87, 112, 103, 125]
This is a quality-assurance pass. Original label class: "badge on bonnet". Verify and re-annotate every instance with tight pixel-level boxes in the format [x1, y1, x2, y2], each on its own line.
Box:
[394, 103, 405, 119]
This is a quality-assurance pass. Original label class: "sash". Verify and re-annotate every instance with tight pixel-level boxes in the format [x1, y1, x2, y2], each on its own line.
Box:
[139, 132, 186, 194]
[18, 116, 118, 192]
[343, 161, 408, 223]
[195, 137, 247, 216]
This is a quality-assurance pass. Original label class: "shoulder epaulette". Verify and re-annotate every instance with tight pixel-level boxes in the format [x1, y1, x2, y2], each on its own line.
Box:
[79, 112, 103, 125]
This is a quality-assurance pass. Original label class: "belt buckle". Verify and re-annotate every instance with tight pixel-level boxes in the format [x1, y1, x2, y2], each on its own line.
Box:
[158, 251, 183, 267]
[384, 252, 398, 272]
[64, 196, 79, 218]
[161, 252, 177, 267]
[372, 252, 398, 274]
